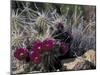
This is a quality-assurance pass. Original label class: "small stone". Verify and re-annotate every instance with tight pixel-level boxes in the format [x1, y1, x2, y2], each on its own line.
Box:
[12, 64, 25, 74]
[83, 49, 96, 66]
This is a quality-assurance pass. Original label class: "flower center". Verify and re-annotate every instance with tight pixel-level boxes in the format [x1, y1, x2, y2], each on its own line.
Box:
[35, 57, 38, 60]
[46, 44, 49, 47]
[20, 53, 24, 56]
[38, 46, 41, 50]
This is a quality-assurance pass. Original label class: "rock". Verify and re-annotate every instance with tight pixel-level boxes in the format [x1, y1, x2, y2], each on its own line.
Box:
[12, 65, 25, 74]
[62, 49, 96, 70]
[83, 49, 96, 66]
[28, 71, 41, 73]
[63, 57, 91, 70]
[12, 60, 30, 74]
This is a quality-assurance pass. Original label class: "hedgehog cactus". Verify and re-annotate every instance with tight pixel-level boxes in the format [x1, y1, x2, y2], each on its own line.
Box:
[11, 1, 96, 74]
[35, 15, 48, 34]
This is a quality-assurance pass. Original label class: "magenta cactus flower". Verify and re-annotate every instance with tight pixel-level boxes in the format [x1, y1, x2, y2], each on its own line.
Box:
[42, 38, 54, 51]
[32, 40, 43, 53]
[14, 48, 29, 60]
[30, 51, 41, 64]
[60, 42, 69, 55]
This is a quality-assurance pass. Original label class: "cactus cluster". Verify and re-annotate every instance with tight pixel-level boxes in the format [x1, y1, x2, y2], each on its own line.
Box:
[11, 1, 96, 74]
